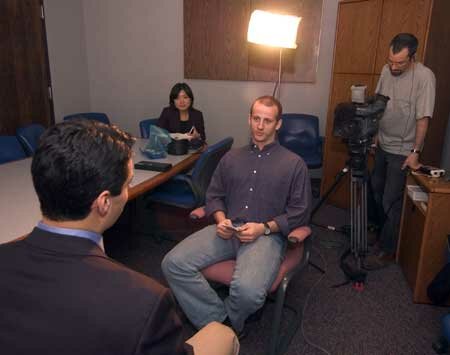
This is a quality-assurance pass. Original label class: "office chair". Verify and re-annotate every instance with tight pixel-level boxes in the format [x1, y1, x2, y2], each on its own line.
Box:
[63, 112, 110, 124]
[0, 136, 27, 164]
[278, 114, 323, 169]
[147, 137, 234, 209]
[190, 207, 312, 355]
[16, 123, 46, 156]
[139, 118, 159, 138]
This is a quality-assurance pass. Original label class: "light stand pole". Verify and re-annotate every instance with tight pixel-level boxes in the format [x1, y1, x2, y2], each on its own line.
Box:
[272, 48, 283, 100]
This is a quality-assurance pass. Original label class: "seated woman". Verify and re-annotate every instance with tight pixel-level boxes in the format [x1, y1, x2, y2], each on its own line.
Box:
[158, 82, 206, 143]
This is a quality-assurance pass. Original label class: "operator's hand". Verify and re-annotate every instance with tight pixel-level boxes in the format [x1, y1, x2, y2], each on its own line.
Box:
[236, 223, 265, 243]
[216, 219, 234, 240]
[402, 153, 421, 170]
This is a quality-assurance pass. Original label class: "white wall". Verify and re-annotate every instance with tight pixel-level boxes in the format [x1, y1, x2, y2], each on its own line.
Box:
[45, 0, 339, 148]
[44, 0, 91, 122]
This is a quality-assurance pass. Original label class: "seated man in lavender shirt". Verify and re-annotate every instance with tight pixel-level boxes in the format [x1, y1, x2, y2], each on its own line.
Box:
[162, 95, 312, 336]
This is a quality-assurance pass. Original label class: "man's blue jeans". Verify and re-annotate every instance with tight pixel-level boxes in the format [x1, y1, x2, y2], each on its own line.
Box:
[161, 225, 286, 332]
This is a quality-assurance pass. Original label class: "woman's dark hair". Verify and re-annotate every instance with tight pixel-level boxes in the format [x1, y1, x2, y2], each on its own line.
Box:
[169, 82, 194, 108]
[390, 33, 418, 58]
[31, 119, 135, 221]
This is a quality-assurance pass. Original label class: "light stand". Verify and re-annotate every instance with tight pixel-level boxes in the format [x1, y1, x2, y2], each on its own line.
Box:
[247, 10, 301, 100]
[272, 48, 283, 99]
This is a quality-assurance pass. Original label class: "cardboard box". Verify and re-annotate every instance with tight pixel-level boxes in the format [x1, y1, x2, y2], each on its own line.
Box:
[407, 184, 429, 202]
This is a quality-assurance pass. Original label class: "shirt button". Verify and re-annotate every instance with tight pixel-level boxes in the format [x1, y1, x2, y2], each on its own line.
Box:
[253, 170, 256, 174]
[249, 187, 253, 192]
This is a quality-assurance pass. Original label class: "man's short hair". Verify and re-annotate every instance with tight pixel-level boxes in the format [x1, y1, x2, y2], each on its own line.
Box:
[390, 33, 418, 58]
[32, 120, 135, 221]
[250, 95, 283, 120]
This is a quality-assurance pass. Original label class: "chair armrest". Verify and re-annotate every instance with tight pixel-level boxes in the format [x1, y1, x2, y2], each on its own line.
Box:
[287, 226, 312, 243]
[190, 206, 206, 219]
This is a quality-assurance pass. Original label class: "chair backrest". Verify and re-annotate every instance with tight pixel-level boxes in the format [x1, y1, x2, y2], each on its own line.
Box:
[63, 112, 110, 124]
[0, 136, 27, 164]
[16, 123, 46, 156]
[278, 113, 322, 168]
[190, 137, 234, 205]
[139, 118, 159, 138]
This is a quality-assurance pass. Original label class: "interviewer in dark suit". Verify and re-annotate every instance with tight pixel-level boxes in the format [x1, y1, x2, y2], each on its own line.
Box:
[0, 120, 238, 355]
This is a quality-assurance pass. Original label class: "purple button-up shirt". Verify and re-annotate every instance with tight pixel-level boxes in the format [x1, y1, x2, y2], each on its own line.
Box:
[205, 141, 311, 236]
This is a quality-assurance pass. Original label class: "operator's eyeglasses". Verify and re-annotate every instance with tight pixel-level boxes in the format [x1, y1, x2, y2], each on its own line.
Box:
[387, 57, 411, 68]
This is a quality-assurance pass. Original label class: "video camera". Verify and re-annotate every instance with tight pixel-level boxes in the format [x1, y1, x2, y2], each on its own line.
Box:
[333, 94, 390, 144]
[333, 94, 389, 175]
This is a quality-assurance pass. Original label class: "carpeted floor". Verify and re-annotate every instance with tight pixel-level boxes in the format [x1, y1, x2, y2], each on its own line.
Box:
[106, 199, 447, 355]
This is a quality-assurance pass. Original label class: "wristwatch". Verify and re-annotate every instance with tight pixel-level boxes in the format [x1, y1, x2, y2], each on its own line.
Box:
[263, 222, 271, 236]
[410, 148, 421, 154]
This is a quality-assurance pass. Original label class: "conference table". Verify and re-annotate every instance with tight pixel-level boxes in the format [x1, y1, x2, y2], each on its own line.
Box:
[0, 139, 200, 245]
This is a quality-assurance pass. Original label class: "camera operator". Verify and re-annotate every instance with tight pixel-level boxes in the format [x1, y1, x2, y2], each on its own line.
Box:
[364, 33, 436, 270]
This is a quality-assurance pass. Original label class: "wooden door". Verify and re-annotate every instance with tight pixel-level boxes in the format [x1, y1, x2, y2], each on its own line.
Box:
[333, 0, 383, 74]
[374, 0, 433, 74]
[0, 0, 54, 135]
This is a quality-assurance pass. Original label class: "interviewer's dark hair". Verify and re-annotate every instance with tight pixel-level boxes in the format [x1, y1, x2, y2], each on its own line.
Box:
[169, 82, 194, 108]
[390, 33, 418, 59]
[250, 95, 283, 120]
[31, 120, 135, 221]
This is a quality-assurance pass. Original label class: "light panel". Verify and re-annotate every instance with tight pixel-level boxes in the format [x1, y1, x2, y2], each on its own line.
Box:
[247, 10, 301, 49]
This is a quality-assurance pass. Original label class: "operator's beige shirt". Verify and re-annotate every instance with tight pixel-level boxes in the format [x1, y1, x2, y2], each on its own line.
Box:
[375, 62, 435, 156]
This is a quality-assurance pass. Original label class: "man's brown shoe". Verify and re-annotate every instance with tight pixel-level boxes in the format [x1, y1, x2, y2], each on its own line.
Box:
[363, 251, 395, 270]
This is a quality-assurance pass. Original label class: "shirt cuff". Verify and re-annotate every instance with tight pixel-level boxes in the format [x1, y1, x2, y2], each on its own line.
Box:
[273, 215, 289, 236]
[205, 200, 227, 217]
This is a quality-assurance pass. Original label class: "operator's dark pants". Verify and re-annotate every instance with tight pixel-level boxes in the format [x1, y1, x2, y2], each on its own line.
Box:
[371, 148, 408, 254]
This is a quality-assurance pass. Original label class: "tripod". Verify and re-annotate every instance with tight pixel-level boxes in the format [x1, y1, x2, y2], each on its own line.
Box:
[312, 143, 371, 288]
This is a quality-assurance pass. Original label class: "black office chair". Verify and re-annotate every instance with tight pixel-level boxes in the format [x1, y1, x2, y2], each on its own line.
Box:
[147, 137, 234, 209]
[63, 112, 110, 124]
[278, 114, 323, 169]
[139, 118, 159, 138]
[0, 136, 27, 164]
[16, 123, 46, 156]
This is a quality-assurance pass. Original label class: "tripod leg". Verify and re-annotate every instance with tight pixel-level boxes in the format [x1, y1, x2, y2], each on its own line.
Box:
[311, 166, 349, 219]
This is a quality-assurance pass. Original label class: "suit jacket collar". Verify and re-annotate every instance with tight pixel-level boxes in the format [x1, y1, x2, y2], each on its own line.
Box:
[23, 227, 106, 258]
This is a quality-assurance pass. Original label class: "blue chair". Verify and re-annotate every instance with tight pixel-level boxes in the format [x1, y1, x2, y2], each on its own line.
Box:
[278, 114, 323, 169]
[0, 136, 27, 164]
[147, 137, 234, 209]
[139, 118, 159, 138]
[16, 123, 46, 156]
[63, 112, 110, 124]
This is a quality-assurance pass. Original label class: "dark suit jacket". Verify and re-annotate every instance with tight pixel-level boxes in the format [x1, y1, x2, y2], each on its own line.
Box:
[0, 228, 193, 355]
[158, 106, 206, 141]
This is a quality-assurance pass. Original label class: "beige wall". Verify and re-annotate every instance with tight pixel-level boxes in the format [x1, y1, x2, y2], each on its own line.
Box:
[44, 0, 91, 122]
[45, 0, 339, 150]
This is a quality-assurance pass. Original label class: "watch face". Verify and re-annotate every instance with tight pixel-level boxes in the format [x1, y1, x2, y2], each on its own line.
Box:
[264, 225, 271, 235]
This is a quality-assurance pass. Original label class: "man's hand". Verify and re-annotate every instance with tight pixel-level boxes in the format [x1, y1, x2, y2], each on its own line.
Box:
[216, 219, 235, 240]
[402, 153, 421, 170]
[236, 223, 265, 243]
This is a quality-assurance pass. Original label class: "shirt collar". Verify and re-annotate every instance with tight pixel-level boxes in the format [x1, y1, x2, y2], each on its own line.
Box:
[248, 140, 279, 153]
[36, 221, 103, 246]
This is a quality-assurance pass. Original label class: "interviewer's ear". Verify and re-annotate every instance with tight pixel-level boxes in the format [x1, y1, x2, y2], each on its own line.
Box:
[94, 191, 112, 216]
